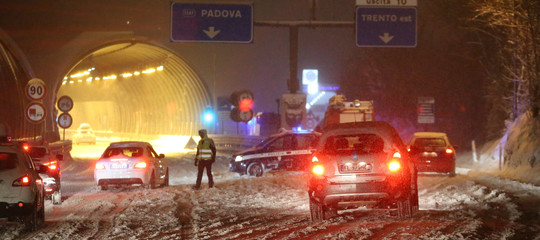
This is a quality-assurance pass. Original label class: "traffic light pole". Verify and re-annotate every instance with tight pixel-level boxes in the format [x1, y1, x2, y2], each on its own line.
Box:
[254, 20, 354, 94]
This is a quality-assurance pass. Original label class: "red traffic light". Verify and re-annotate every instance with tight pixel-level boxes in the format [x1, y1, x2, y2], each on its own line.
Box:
[239, 98, 254, 112]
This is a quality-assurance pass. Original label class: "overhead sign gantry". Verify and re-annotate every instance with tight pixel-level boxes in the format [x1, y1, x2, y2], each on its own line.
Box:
[170, 2, 253, 43]
[356, 0, 417, 47]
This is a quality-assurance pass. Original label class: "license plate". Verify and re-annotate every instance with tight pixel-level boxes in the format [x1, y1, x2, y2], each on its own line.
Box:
[111, 163, 128, 169]
[340, 163, 372, 172]
[421, 152, 438, 157]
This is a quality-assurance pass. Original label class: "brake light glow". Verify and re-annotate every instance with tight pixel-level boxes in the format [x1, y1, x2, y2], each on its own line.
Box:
[445, 148, 453, 154]
[312, 164, 324, 176]
[135, 162, 147, 169]
[388, 151, 402, 173]
[312, 156, 319, 162]
[22, 144, 30, 152]
[388, 160, 401, 172]
[95, 163, 105, 170]
[45, 188, 54, 192]
[44, 161, 58, 171]
[12, 176, 31, 187]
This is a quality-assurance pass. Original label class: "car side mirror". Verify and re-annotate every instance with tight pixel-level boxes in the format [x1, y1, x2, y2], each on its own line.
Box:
[159, 153, 165, 159]
[56, 154, 64, 161]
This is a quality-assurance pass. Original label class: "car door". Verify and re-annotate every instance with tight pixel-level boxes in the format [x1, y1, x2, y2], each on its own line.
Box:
[262, 136, 285, 170]
[291, 134, 319, 170]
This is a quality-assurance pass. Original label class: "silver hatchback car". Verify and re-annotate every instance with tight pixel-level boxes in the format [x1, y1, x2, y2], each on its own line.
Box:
[94, 141, 169, 190]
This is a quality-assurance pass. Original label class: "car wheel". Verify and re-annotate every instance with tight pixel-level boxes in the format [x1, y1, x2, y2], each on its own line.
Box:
[247, 163, 263, 177]
[397, 192, 413, 219]
[150, 172, 157, 189]
[24, 201, 39, 232]
[162, 169, 169, 187]
[309, 198, 324, 221]
[52, 191, 62, 205]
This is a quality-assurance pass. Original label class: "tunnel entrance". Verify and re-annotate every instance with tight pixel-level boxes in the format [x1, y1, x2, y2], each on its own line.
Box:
[57, 42, 211, 141]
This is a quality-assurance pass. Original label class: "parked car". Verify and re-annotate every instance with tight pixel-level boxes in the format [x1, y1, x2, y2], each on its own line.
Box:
[94, 141, 169, 190]
[229, 130, 321, 177]
[308, 121, 418, 221]
[27, 144, 63, 205]
[72, 123, 96, 145]
[0, 139, 45, 231]
[408, 132, 456, 176]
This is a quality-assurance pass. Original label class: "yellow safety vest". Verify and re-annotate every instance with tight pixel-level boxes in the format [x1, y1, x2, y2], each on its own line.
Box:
[197, 138, 212, 160]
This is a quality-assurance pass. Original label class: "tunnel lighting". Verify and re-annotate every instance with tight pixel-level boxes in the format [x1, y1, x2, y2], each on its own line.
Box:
[86, 77, 93, 82]
[122, 73, 133, 78]
[70, 71, 90, 78]
[95, 77, 100, 81]
[64, 76, 68, 80]
[103, 75, 117, 80]
[157, 66, 164, 71]
[69, 81, 74, 84]
[134, 71, 140, 76]
[142, 68, 156, 74]
[77, 79, 83, 83]
[62, 81, 67, 85]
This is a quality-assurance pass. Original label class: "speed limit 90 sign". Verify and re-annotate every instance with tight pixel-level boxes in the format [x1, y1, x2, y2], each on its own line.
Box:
[25, 78, 47, 101]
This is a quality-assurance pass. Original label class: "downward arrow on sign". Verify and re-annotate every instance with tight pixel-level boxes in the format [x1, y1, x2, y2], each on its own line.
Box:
[379, 33, 394, 44]
[203, 27, 221, 39]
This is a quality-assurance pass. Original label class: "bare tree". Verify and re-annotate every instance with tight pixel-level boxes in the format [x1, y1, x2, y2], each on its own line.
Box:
[469, 0, 540, 134]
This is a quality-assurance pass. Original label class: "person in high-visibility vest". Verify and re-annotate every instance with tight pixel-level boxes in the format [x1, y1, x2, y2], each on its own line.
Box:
[193, 129, 216, 190]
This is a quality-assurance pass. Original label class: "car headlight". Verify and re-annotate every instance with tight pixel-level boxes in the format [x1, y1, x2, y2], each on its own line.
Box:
[235, 156, 243, 162]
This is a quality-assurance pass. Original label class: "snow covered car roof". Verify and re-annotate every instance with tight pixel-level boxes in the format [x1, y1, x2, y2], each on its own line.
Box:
[412, 132, 448, 138]
[108, 141, 152, 148]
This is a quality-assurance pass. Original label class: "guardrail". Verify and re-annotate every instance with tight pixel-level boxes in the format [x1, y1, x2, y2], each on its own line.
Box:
[49, 140, 73, 160]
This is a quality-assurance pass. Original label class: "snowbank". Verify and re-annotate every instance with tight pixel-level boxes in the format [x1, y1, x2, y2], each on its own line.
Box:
[476, 111, 540, 185]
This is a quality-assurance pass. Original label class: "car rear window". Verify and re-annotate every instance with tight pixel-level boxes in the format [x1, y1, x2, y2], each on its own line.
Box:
[0, 152, 18, 170]
[103, 147, 143, 158]
[324, 133, 384, 154]
[29, 147, 47, 158]
[413, 138, 446, 149]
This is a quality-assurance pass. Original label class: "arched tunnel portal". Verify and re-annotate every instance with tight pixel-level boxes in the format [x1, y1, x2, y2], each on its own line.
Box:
[57, 42, 211, 140]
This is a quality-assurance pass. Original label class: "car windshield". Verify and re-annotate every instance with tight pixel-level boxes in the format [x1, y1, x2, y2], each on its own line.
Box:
[28, 147, 47, 159]
[0, 152, 17, 170]
[103, 147, 143, 158]
[413, 138, 446, 149]
[323, 133, 385, 154]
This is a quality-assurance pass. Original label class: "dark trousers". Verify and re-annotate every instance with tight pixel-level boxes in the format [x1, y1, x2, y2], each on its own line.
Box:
[195, 160, 214, 188]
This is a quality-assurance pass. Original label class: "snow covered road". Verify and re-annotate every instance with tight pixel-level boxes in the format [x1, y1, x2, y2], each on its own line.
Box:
[1, 152, 539, 240]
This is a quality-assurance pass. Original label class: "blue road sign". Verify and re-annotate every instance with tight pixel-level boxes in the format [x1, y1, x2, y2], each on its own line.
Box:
[356, 7, 417, 47]
[171, 3, 253, 43]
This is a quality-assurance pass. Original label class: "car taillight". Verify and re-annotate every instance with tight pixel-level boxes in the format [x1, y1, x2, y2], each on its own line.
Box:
[95, 163, 105, 170]
[135, 162, 147, 169]
[22, 144, 30, 152]
[388, 160, 401, 172]
[445, 148, 453, 154]
[13, 176, 31, 187]
[312, 164, 324, 176]
[387, 151, 402, 173]
[44, 161, 58, 171]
